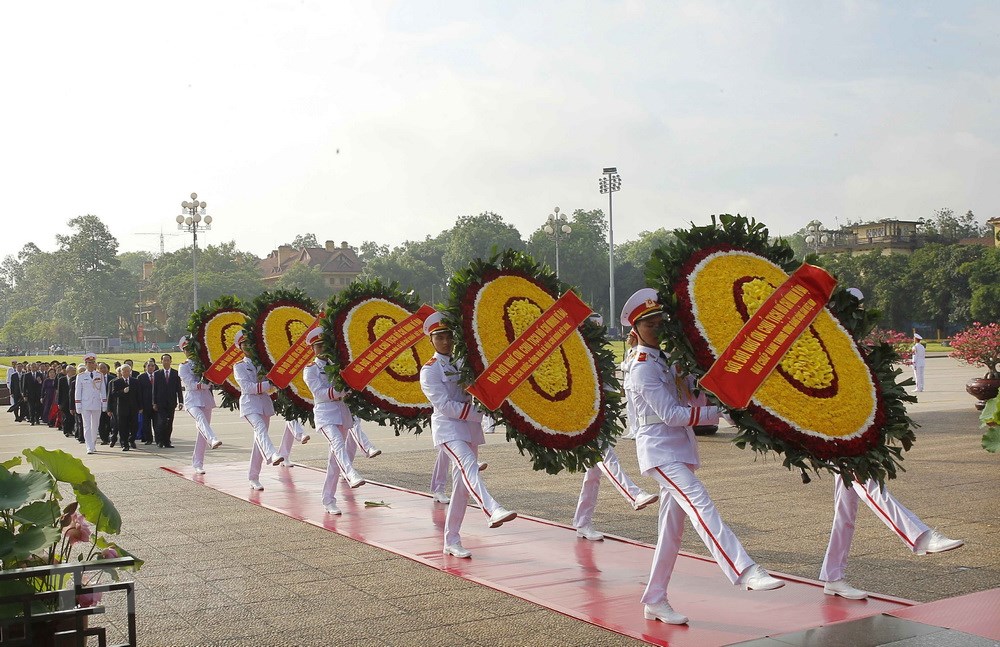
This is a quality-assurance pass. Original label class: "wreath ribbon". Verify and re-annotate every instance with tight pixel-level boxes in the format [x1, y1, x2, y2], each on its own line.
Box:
[341, 304, 435, 391]
[204, 345, 244, 385]
[266, 314, 322, 388]
[700, 263, 836, 408]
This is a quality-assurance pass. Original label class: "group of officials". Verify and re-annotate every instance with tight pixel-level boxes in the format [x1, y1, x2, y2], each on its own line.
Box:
[6, 353, 186, 454]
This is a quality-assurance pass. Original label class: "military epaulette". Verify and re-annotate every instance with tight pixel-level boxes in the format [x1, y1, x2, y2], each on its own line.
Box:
[424, 357, 438, 367]
[637, 352, 648, 362]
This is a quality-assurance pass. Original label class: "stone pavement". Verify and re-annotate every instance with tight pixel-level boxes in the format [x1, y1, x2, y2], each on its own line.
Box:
[1, 356, 997, 646]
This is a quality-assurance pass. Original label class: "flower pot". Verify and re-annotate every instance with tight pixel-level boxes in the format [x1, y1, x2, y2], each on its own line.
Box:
[965, 377, 1000, 411]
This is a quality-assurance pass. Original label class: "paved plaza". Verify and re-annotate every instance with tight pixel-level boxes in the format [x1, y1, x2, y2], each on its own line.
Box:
[2, 356, 997, 646]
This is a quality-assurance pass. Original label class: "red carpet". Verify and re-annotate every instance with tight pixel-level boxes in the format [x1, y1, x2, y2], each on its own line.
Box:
[164, 462, 913, 646]
[888, 588, 1000, 641]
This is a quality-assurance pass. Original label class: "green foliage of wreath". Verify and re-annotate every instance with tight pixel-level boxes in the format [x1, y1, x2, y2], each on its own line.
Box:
[320, 277, 430, 435]
[443, 248, 623, 474]
[646, 214, 917, 487]
[185, 295, 243, 411]
[241, 288, 319, 427]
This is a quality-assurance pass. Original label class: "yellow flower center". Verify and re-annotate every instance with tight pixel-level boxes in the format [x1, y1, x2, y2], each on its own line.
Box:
[741, 279, 834, 390]
[372, 316, 419, 376]
[505, 298, 570, 398]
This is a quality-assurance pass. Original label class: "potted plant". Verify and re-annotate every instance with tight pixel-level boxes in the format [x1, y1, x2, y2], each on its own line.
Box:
[0, 447, 143, 642]
[950, 322, 1000, 410]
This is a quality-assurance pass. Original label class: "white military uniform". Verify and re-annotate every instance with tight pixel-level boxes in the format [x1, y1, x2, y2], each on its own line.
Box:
[178, 360, 219, 471]
[912, 338, 926, 392]
[573, 445, 655, 531]
[620, 346, 639, 439]
[303, 356, 365, 510]
[74, 366, 107, 453]
[420, 352, 499, 547]
[820, 475, 931, 583]
[629, 344, 758, 605]
[233, 355, 281, 482]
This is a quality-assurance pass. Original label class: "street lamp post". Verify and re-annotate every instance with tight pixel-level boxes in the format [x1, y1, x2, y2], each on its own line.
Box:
[542, 206, 572, 280]
[599, 167, 621, 332]
[176, 192, 213, 311]
[805, 219, 828, 254]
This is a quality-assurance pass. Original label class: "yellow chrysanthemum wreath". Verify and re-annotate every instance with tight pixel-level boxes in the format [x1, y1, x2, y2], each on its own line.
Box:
[186, 295, 246, 411]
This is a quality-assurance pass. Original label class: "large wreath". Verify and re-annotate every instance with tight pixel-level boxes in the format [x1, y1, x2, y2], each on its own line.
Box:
[185, 295, 246, 411]
[242, 289, 319, 426]
[445, 249, 622, 474]
[321, 278, 433, 435]
[647, 214, 916, 485]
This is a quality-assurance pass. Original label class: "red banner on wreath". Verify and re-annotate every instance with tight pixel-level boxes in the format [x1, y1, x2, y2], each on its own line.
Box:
[266, 315, 323, 388]
[204, 344, 244, 385]
[699, 263, 837, 409]
[467, 291, 592, 411]
[341, 305, 436, 391]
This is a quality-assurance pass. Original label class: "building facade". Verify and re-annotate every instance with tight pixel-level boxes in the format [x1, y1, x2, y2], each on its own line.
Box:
[258, 240, 364, 291]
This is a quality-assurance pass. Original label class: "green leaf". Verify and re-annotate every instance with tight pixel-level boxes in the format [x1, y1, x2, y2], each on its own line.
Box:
[0, 456, 22, 470]
[0, 469, 52, 510]
[11, 500, 60, 527]
[22, 447, 95, 489]
[983, 426, 1000, 453]
[0, 524, 62, 562]
[979, 396, 999, 428]
[74, 487, 121, 535]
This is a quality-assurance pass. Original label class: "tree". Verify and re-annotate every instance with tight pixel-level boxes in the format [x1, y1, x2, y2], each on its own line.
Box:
[147, 241, 264, 338]
[286, 233, 319, 249]
[963, 247, 1000, 323]
[276, 262, 331, 302]
[360, 236, 447, 304]
[527, 209, 612, 316]
[0, 307, 45, 350]
[54, 215, 129, 337]
[919, 208, 986, 242]
[907, 243, 985, 334]
[442, 212, 525, 275]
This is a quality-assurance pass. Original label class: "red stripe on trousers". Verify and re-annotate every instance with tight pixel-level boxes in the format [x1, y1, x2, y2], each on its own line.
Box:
[863, 487, 915, 547]
[599, 462, 636, 503]
[443, 443, 488, 515]
[656, 466, 740, 577]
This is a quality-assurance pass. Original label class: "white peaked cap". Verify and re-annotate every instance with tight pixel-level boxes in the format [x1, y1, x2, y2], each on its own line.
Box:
[305, 326, 324, 345]
[620, 288, 662, 328]
[423, 311, 449, 336]
[233, 329, 247, 346]
[846, 287, 864, 301]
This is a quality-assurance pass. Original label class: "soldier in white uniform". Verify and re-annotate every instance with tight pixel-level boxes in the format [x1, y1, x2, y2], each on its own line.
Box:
[419, 312, 515, 558]
[302, 326, 367, 515]
[74, 353, 107, 455]
[819, 289, 962, 600]
[622, 288, 784, 625]
[232, 330, 284, 490]
[177, 336, 222, 475]
[620, 330, 639, 440]
[573, 315, 658, 541]
[911, 333, 926, 392]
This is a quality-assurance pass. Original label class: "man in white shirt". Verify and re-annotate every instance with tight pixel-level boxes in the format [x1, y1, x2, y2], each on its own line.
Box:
[912, 333, 926, 392]
[73, 353, 107, 455]
[232, 330, 284, 490]
[177, 336, 222, 474]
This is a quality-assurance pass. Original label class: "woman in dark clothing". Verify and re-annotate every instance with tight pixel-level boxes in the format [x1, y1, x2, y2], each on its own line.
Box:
[41, 368, 58, 426]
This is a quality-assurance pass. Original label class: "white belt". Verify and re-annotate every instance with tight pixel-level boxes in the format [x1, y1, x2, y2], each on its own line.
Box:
[639, 414, 664, 426]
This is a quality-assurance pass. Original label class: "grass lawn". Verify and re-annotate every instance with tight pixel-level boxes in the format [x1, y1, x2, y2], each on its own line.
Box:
[0, 352, 168, 369]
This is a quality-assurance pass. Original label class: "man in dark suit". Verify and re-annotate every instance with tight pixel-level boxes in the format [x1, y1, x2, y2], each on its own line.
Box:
[9, 362, 25, 422]
[57, 365, 76, 437]
[137, 360, 157, 444]
[22, 364, 42, 426]
[109, 364, 141, 451]
[153, 354, 183, 448]
[97, 363, 114, 445]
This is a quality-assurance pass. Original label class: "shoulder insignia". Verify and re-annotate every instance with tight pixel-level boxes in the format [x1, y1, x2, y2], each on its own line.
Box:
[637, 352, 647, 362]
[424, 357, 438, 367]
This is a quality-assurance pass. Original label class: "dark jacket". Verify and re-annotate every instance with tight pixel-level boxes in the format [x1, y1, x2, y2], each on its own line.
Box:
[22, 372, 41, 399]
[109, 376, 142, 420]
[137, 372, 155, 415]
[152, 368, 183, 410]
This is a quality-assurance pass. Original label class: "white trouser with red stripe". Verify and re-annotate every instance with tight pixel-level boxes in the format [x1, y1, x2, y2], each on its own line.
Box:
[81, 410, 101, 453]
[244, 414, 278, 481]
[188, 406, 216, 469]
[573, 446, 645, 529]
[820, 474, 930, 582]
[430, 447, 450, 495]
[442, 440, 499, 547]
[277, 418, 308, 462]
[642, 462, 755, 605]
[319, 423, 357, 507]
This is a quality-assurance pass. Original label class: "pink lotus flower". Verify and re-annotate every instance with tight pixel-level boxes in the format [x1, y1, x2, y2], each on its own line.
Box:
[101, 548, 119, 559]
[63, 512, 92, 545]
[76, 591, 104, 608]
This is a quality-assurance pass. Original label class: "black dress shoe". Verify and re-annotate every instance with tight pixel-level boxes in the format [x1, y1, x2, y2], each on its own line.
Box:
[99, 441, 108, 445]
[162, 443, 174, 448]
[143, 440, 152, 445]
[122, 445, 129, 451]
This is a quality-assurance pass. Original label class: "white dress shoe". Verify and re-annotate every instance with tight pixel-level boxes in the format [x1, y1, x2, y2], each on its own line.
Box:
[915, 530, 964, 555]
[443, 543, 471, 558]
[193, 466, 206, 475]
[367, 448, 382, 458]
[324, 504, 342, 515]
[576, 525, 604, 541]
[432, 492, 451, 504]
[86, 450, 95, 455]
[300, 434, 310, 445]
[488, 507, 516, 528]
[210, 439, 223, 449]
[738, 564, 785, 591]
[643, 602, 688, 625]
[478, 461, 488, 472]
[249, 479, 264, 491]
[633, 492, 659, 511]
[268, 453, 285, 466]
[346, 471, 366, 489]
[823, 579, 868, 600]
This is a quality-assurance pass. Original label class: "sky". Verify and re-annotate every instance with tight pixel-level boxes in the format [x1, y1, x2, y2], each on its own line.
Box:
[2, 1, 998, 262]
